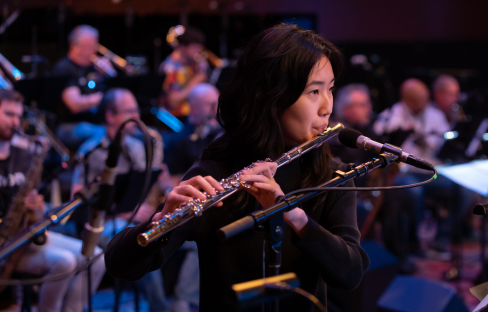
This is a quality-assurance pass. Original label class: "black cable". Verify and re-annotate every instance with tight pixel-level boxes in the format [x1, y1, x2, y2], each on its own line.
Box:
[122, 118, 153, 227]
[263, 283, 327, 312]
[281, 168, 437, 201]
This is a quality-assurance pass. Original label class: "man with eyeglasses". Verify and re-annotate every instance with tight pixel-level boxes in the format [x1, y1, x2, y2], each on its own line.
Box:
[70, 88, 168, 312]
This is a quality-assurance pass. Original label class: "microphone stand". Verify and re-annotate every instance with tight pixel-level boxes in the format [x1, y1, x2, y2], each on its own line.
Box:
[0, 182, 101, 312]
[0, 182, 100, 261]
[219, 153, 397, 312]
[473, 203, 488, 283]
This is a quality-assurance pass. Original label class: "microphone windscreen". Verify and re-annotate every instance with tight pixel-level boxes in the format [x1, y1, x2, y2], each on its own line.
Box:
[338, 128, 362, 149]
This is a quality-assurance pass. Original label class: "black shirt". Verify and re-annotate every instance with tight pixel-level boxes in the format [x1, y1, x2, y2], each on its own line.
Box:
[51, 57, 104, 124]
[105, 156, 370, 311]
[0, 145, 32, 219]
[163, 121, 222, 175]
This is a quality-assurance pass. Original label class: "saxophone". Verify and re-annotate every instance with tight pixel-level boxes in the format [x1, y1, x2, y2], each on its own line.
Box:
[0, 135, 49, 285]
[138, 123, 344, 246]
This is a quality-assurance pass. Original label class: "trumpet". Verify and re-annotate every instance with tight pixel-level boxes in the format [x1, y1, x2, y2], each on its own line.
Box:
[138, 123, 344, 246]
[98, 44, 127, 70]
[90, 54, 117, 78]
[90, 44, 129, 78]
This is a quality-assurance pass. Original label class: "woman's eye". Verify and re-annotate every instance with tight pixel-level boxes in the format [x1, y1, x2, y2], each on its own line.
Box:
[329, 86, 336, 92]
[310, 89, 319, 95]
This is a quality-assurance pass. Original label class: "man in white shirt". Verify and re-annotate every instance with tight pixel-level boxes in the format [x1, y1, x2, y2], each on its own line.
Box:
[373, 79, 459, 271]
[374, 78, 450, 169]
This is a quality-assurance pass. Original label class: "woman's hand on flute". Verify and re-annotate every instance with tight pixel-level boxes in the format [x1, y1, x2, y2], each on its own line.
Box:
[240, 162, 284, 209]
[240, 162, 308, 237]
[152, 175, 224, 222]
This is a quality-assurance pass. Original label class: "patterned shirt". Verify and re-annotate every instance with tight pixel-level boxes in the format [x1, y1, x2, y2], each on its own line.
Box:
[159, 53, 207, 117]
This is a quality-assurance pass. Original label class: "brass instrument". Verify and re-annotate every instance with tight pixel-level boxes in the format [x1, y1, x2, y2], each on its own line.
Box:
[138, 123, 344, 246]
[95, 44, 144, 76]
[98, 44, 127, 70]
[189, 117, 221, 142]
[0, 135, 49, 287]
[90, 54, 117, 78]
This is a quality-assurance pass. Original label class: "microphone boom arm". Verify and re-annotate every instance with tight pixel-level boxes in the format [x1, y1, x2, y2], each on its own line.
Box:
[218, 153, 398, 240]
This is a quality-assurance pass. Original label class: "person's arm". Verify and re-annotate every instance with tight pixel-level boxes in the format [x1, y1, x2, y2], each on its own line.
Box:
[61, 86, 103, 114]
[70, 163, 85, 199]
[104, 165, 223, 281]
[24, 189, 47, 221]
[165, 72, 207, 110]
[289, 179, 370, 291]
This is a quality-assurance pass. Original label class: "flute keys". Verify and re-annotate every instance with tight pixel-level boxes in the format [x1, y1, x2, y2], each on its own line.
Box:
[191, 203, 204, 216]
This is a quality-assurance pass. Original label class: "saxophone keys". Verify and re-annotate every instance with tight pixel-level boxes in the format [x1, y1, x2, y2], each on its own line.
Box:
[149, 221, 161, 228]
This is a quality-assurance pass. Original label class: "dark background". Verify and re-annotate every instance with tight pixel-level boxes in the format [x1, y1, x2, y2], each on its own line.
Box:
[1, 0, 487, 113]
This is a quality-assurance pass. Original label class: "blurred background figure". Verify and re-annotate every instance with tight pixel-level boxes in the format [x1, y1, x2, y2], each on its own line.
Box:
[432, 74, 464, 129]
[334, 83, 373, 130]
[159, 27, 208, 119]
[158, 83, 221, 312]
[0, 89, 105, 312]
[374, 78, 449, 167]
[52, 24, 107, 150]
[330, 83, 378, 165]
[373, 78, 462, 273]
[68, 88, 168, 312]
[163, 83, 221, 183]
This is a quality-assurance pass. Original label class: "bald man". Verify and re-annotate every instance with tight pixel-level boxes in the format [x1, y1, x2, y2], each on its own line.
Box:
[373, 79, 460, 272]
[163, 83, 221, 177]
[374, 78, 449, 167]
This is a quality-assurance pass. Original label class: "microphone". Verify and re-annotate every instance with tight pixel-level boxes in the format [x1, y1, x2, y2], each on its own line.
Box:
[81, 130, 123, 257]
[338, 128, 434, 171]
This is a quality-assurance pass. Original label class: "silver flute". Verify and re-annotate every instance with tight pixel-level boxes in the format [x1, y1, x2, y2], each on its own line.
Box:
[138, 123, 344, 246]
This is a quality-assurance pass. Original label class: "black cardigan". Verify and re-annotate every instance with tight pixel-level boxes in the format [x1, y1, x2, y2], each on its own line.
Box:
[105, 157, 370, 312]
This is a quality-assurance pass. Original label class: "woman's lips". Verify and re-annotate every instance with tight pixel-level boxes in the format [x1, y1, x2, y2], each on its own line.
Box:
[313, 125, 327, 133]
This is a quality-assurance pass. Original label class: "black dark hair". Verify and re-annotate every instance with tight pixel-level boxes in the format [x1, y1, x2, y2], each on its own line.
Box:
[177, 27, 206, 46]
[202, 23, 343, 188]
[0, 89, 23, 106]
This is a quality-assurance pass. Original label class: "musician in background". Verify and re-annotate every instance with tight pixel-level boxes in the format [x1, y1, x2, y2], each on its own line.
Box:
[157, 83, 221, 312]
[373, 79, 460, 271]
[163, 83, 221, 181]
[432, 75, 464, 129]
[159, 27, 208, 119]
[0, 89, 105, 312]
[374, 78, 449, 167]
[70, 88, 167, 312]
[329, 83, 378, 165]
[52, 24, 107, 150]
